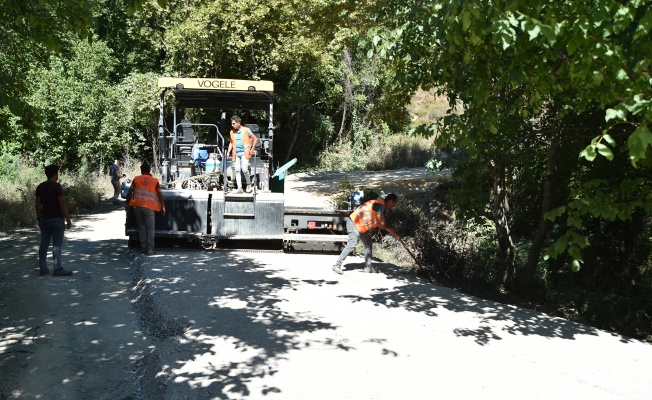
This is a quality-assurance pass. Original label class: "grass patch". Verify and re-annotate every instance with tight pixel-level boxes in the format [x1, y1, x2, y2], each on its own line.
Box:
[317, 133, 435, 172]
[0, 156, 143, 232]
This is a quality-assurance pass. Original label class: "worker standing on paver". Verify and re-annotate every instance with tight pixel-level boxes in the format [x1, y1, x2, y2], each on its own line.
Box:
[227, 115, 259, 193]
[332, 193, 400, 275]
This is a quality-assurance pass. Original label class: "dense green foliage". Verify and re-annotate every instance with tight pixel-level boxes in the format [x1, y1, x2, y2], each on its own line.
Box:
[373, 0, 651, 293]
[0, 0, 650, 338]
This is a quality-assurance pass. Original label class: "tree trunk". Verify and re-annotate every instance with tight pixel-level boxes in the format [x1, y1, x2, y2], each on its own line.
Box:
[284, 106, 302, 164]
[519, 129, 561, 294]
[339, 48, 353, 144]
[491, 159, 516, 287]
[338, 102, 347, 145]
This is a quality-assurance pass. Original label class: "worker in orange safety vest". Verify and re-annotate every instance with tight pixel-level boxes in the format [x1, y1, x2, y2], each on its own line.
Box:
[227, 115, 259, 194]
[125, 163, 166, 255]
[332, 193, 400, 275]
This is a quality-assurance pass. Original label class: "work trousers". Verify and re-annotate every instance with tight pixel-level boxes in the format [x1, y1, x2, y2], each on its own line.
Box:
[133, 207, 156, 250]
[111, 180, 121, 202]
[335, 218, 373, 267]
[38, 218, 65, 271]
[233, 153, 251, 189]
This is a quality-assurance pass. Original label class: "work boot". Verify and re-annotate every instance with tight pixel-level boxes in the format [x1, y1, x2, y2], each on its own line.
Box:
[146, 249, 155, 256]
[363, 264, 378, 273]
[246, 184, 252, 193]
[52, 268, 73, 276]
[332, 264, 343, 275]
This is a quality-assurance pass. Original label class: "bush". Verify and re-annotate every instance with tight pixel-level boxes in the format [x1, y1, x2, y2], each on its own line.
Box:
[0, 161, 44, 230]
[0, 151, 23, 183]
[317, 133, 435, 172]
[0, 158, 118, 231]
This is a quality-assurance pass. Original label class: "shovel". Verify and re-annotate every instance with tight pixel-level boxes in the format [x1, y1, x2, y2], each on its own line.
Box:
[397, 237, 432, 283]
[398, 237, 449, 282]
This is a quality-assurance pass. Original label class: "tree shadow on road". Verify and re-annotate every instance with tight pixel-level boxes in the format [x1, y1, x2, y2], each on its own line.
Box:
[130, 250, 343, 399]
[340, 261, 630, 347]
[0, 230, 637, 400]
[127, 249, 641, 400]
[0, 232, 149, 400]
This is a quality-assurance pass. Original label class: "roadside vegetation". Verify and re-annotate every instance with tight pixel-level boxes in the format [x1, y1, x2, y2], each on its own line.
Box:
[0, 0, 650, 341]
[0, 153, 141, 232]
[331, 173, 651, 341]
[326, 87, 652, 341]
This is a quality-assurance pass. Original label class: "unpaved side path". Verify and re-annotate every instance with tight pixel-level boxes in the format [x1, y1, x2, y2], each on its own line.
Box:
[0, 204, 149, 400]
[283, 167, 450, 208]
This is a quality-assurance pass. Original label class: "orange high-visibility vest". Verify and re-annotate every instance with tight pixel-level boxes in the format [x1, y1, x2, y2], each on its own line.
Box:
[350, 199, 386, 234]
[230, 127, 254, 161]
[129, 174, 162, 212]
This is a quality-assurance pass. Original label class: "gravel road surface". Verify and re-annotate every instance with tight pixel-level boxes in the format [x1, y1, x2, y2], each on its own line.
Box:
[1, 168, 650, 399]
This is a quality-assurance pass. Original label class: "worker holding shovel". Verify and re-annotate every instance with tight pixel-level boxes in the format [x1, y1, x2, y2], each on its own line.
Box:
[333, 193, 399, 275]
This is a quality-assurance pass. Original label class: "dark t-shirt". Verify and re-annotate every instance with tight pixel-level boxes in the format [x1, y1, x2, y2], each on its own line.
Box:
[109, 164, 120, 181]
[370, 201, 386, 216]
[35, 180, 64, 219]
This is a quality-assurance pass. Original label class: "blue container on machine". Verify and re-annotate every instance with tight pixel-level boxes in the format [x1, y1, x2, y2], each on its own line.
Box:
[351, 189, 364, 208]
[205, 154, 221, 173]
[196, 150, 208, 162]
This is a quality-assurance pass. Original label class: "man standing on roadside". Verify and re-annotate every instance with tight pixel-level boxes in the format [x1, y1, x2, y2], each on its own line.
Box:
[125, 163, 166, 255]
[227, 116, 258, 193]
[35, 165, 73, 276]
[333, 193, 400, 275]
[109, 160, 125, 205]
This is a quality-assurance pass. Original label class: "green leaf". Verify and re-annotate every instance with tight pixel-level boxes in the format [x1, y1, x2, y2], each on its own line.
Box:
[605, 107, 626, 122]
[540, 25, 556, 43]
[596, 143, 614, 160]
[489, 123, 498, 134]
[157, 0, 168, 8]
[462, 11, 471, 31]
[634, 8, 652, 41]
[567, 216, 580, 229]
[544, 206, 566, 221]
[602, 134, 616, 146]
[571, 259, 581, 272]
[507, 12, 518, 27]
[629, 95, 651, 116]
[567, 34, 582, 55]
[579, 144, 597, 161]
[627, 125, 652, 166]
[527, 23, 541, 41]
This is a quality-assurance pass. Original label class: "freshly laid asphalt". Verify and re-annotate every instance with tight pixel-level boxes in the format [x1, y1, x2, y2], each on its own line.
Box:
[130, 247, 651, 399]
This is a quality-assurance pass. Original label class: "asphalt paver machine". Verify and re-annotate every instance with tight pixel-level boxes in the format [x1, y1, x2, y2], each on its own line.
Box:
[126, 77, 349, 250]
